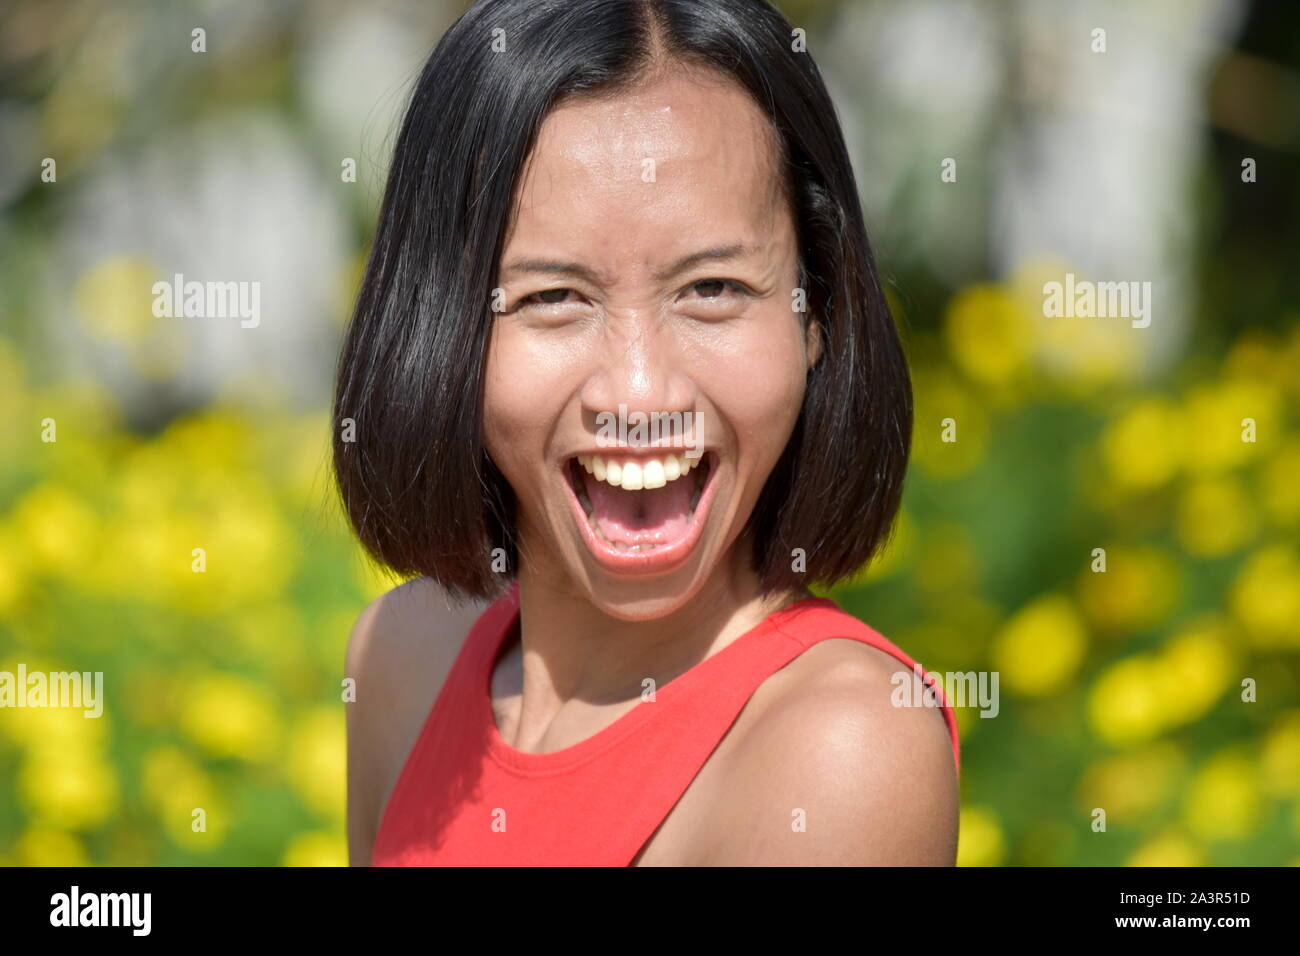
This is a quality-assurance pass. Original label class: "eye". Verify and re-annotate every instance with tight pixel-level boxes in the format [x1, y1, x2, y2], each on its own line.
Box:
[518, 288, 582, 309]
[678, 278, 754, 316]
[687, 278, 749, 299]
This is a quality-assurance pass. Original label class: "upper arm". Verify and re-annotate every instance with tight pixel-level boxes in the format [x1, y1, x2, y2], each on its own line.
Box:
[691, 641, 959, 866]
[344, 577, 489, 866]
[344, 588, 393, 867]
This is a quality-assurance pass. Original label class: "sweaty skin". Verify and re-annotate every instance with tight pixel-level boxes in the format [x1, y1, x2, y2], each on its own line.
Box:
[483, 65, 820, 753]
[348, 65, 958, 867]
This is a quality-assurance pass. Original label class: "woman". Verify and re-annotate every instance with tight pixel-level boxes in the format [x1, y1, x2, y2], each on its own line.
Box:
[335, 0, 960, 866]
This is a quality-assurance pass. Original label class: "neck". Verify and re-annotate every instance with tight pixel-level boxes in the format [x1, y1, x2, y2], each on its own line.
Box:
[502, 549, 811, 746]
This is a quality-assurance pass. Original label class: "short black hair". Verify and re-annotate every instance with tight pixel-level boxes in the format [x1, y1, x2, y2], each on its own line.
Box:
[331, 0, 912, 603]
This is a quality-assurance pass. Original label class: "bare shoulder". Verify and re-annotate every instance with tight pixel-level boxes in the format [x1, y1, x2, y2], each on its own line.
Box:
[690, 638, 959, 866]
[344, 575, 490, 866]
[344, 576, 486, 692]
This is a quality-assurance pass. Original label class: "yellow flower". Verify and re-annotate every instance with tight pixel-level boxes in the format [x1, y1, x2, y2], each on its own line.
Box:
[1182, 749, 1261, 841]
[1088, 655, 1163, 745]
[102, 510, 200, 604]
[73, 256, 189, 380]
[194, 485, 295, 608]
[1261, 712, 1300, 798]
[1087, 618, 1233, 746]
[284, 706, 346, 821]
[1175, 477, 1256, 556]
[179, 673, 281, 762]
[991, 593, 1088, 696]
[945, 284, 1031, 388]
[6, 825, 89, 866]
[140, 745, 230, 851]
[1160, 618, 1236, 726]
[73, 255, 160, 344]
[1229, 545, 1300, 648]
[1077, 742, 1186, 822]
[282, 830, 348, 867]
[1182, 379, 1282, 474]
[1077, 544, 1180, 634]
[140, 745, 206, 811]
[8, 484, 102, 578]
[1260, 439, 1300, 528]
[0, 678, 110, 750]
[86, 411, 300, 608]
[0, 529, 28, 616]
[114, 440, 183, 514]
[109, 473, 295, 610]
[1127, 828, 1204, 866]
[1100, 399, 1185, 491]
[44, 433, 117, 494]
[1010, 259, 1143, 392]
[956, 806, 1006, 866]
[18, 748, 119, 830]
[159, 413, 256, 475]
[1223, 327, 1294, 392]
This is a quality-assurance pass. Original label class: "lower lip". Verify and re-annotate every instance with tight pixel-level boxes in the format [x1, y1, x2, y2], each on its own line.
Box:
[563, 453, 720, 575]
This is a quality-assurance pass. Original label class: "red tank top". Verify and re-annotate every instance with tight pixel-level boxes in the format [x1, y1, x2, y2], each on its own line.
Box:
[371, 581, 960, 866]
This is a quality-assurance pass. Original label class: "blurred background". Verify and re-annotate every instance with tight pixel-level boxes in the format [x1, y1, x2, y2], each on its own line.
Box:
[0, 0, 1297, 866]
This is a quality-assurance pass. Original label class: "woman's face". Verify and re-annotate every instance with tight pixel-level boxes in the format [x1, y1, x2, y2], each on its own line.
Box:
[484, 68, 820, 618]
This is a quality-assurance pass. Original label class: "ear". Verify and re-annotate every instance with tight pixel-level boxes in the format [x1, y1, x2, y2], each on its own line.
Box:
[804, 315, 823, 371]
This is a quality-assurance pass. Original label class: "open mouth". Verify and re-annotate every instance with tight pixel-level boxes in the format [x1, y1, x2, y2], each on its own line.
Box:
[564, 450, 715, 557]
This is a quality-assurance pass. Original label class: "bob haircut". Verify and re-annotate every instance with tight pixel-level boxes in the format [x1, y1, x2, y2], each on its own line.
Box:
[332, 0, 912, 604]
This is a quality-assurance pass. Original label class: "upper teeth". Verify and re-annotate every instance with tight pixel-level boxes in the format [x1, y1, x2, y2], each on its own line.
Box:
[577, 453, 701, 491]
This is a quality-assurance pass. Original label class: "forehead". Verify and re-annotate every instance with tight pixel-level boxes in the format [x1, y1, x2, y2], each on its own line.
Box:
[504, 69, 788, 262]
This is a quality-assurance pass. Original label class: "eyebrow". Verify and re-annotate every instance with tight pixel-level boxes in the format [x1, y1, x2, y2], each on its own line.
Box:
[501, 243, 756, 286]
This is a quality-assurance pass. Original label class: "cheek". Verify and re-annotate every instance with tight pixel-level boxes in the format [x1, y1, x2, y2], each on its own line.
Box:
[707, 317, 808, 451]
[482, 326, 573, 468]
[482, 329, 535, 468]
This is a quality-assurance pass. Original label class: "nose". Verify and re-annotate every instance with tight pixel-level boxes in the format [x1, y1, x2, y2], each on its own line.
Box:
[580, 317, 697, 447]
